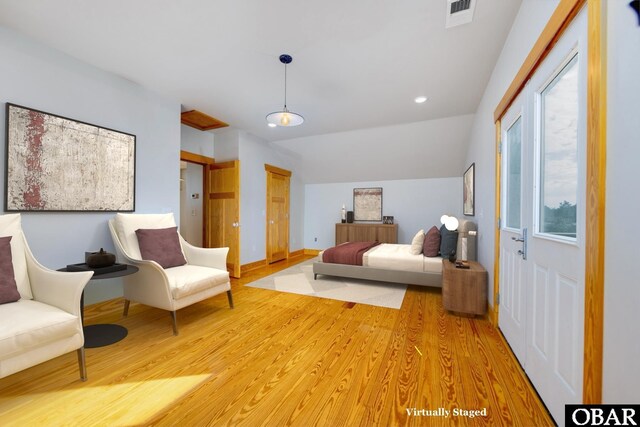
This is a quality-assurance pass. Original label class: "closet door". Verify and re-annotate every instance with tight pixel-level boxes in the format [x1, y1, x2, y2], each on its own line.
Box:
[209, 160, 241, 278]
[266, 165, 290, 264]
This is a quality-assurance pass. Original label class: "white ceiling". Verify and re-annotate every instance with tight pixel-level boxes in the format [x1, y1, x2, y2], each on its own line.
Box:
[0, 0, 521, 143]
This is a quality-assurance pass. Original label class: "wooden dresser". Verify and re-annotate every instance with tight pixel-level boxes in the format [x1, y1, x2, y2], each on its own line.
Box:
[335, 223, 398, 245]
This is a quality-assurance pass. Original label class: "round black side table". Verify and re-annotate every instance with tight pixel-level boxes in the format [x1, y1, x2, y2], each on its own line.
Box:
[59, 264, 139, 348]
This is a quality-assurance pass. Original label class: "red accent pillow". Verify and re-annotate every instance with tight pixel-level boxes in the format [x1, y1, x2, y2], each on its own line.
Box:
[422, 226, 441, 257]
[135, 227, 187, 269]
[0, 236, 21, 304]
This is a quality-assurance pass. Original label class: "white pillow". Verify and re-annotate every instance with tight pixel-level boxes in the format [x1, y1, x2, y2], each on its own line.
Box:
[410, 229, 425, 255]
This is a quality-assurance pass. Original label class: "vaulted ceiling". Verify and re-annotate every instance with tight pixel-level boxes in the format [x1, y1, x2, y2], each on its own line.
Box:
[0, 0, 521, 144]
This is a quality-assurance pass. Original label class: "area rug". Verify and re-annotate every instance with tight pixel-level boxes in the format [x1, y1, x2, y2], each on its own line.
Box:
[246, 260, 407, 309]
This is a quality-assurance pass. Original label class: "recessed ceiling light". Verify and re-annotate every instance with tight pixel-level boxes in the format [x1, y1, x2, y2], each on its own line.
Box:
[268, 123, 277, 128]
[414, 96, 428, 104]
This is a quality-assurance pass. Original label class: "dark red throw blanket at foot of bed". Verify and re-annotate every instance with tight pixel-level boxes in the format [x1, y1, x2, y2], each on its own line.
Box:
[322, 241, 381, 266]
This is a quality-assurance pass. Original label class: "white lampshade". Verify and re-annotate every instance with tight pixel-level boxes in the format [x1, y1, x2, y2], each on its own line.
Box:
[266, 109, 304, 127]
[440, 214, 448, 225]
[444, 216, 459, 231]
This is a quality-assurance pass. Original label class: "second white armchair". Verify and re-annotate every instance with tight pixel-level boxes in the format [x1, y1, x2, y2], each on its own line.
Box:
[108, 213, 232, 335]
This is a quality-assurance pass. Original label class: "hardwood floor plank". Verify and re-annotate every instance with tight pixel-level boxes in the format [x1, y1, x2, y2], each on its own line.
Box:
[0, 255, 553, 426]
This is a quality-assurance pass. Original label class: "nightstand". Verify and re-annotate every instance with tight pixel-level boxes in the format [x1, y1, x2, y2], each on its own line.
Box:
[442, 259, 487, 317]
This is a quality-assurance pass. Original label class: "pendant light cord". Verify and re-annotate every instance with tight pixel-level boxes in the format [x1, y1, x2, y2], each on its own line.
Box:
[283, 63, 288, 110]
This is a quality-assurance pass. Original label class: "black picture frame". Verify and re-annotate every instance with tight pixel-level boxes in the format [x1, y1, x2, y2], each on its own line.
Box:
[5, 103, 136, 212]
[463, 163, 475, 216]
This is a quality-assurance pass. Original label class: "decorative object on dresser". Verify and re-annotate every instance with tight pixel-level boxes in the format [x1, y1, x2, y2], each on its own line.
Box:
[341, 204, 347, 223]
[5, 103, 135, 212]
[463, 163, 475, 216]
[382, 215, 394, 224]
[335, 222, 398, 245]
[346, 211, 354, 223]
[442, 259, 487, 316]
[353, 187, 382, 221]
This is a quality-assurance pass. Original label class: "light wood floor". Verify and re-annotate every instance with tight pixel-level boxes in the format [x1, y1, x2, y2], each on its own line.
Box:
[0, 255, 553, 426]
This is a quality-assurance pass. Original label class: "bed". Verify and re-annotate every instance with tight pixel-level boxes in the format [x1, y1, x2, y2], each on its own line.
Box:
[312, 219, 477, 288]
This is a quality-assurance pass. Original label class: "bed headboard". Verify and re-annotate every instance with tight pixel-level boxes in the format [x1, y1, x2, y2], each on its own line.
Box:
[457, 219, 478, 261]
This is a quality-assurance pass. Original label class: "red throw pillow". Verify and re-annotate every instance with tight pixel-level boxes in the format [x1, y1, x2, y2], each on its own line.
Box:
[0, 236, 21, 304]
[422, 226, 441, 257]
[135, 227, 187, 269]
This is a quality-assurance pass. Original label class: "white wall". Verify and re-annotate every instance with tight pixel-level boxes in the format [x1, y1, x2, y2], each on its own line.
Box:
[213, 128, 240, 161]
[0, 25, 181, 305]
[238, 131, 304, 264]
[602, 1, 640, 403]
[305, 177, 461, 250]
[180, 124, 214, 158]
[463, 0, 559, 307]
[272, 114, 475, 184]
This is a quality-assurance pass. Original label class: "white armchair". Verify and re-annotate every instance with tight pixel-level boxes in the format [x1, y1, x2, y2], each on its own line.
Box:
[108, 213, 233, 335]
[0, 214, 93, 381]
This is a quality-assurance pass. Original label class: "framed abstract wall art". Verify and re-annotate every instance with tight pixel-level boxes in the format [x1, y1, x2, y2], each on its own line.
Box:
[463, 163, 475, 216]
[5, 103, 135, 211]
[353, 187, 382, 221]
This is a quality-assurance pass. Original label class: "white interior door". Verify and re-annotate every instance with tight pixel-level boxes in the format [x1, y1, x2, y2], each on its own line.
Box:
[498, 8, 586, 426]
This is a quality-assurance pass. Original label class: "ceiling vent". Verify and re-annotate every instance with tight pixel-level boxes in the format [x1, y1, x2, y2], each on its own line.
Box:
[445, 0, 476, 28]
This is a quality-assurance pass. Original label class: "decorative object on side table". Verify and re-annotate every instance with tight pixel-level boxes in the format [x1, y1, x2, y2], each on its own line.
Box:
[341, 204, 347, 223]
[383, 215, 394, 225]
[463, 163, 475, 216]
[353, 187, 382, 222]
[86, 248, 116, 268]
[346, 211, 354, 223]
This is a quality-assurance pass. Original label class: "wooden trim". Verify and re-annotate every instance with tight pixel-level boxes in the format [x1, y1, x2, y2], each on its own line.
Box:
[494, 0, 586, 122]
[241, 259, 267, 274]
[492, 119, 502, 326]
[210, 192, 236, 200]
[181, 110, 229, 131]
[180, 150, 214, 165]
[289, 249, 305, 258]
[492, 0, 605, 404]
[304, 249, 321, 256]
[180, 150, 214, 248]
[264, 163, 292, 177]
[210, 161, 237, 170]
[583, 0, 606, 405]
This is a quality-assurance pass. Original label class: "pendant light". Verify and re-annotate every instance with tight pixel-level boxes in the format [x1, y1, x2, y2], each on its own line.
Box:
[266, 54, 304, 127]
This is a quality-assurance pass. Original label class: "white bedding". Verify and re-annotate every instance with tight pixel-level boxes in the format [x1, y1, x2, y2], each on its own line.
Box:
[363, 244, 443, 273]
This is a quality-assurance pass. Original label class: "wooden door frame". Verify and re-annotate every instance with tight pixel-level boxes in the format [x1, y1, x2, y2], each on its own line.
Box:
[180, 150, 215, 247]
[492, 0, 606, 404]
[265, 164, 291, 264]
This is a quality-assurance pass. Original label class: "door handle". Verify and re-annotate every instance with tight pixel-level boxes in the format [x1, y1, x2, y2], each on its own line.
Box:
[513, 228, 527, 260]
